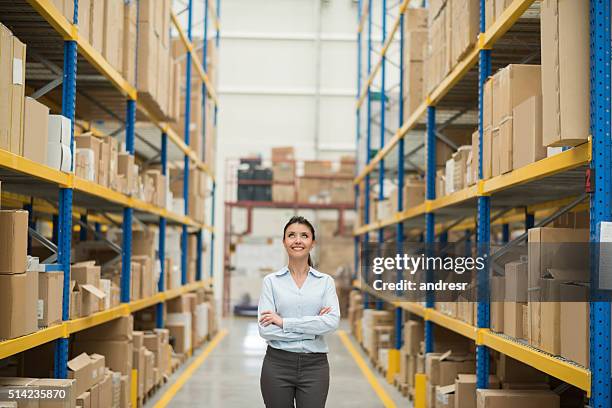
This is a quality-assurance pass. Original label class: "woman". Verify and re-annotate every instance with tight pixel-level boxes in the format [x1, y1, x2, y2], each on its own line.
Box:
[258, 216, 340, 408]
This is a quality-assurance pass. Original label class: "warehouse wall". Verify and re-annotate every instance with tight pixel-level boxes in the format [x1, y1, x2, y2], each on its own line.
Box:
[210, 0, 362, 296]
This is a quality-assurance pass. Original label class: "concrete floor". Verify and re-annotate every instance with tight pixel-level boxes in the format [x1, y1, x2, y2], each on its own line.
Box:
[147, 317, 410, 407]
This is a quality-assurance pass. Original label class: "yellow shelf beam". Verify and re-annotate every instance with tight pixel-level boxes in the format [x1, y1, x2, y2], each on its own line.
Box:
[480, 330, 590, 395]
[0, 151, 204, 228]
[425, 309, 478, 340]
[356, 0, 410, 109]
[0, 280, 211, 361]
[354, 0, 538, 183]
[171, 12, 219, 105]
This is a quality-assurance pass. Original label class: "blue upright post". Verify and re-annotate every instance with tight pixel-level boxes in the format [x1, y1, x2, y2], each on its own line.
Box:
[363, 0, 373, 310]
[52, 214, 59, 245]
[121, 99, 136, 304]
[80, 214, 88, 241]
[476, 0, 491, 390]
[395, 9, 406, 350]
[424, 106, 436, 354]
[525, 212, 534, 231]
[354, 0, 362, 284]
[589, 0, 611, 405]
[375, 0, 387, 312]
[182, 0, 194, 286]
[54, 0, 78, 380]
[157, 133, 168, 329]
[94, 222, 101, 240]
[501, 223, 509, 243]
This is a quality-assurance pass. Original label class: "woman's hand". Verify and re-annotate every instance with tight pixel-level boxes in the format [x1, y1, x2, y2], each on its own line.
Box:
[319, 306, 332, 316]
[259, 310, 283, 328]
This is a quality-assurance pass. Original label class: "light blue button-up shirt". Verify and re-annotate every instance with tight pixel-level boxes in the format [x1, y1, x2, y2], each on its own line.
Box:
[258, 266, 341, 353]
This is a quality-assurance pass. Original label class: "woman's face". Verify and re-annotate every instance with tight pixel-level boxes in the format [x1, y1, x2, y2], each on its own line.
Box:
[283, 223, 315, 260]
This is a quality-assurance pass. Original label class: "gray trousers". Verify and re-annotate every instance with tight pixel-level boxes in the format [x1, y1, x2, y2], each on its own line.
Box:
[260, 346, 330, 408]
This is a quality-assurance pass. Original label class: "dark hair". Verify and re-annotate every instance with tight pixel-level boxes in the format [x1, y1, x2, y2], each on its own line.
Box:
[283, 216, 316, 267]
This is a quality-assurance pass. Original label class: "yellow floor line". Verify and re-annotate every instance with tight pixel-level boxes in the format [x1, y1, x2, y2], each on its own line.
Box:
[337, 330, 397, 408]
[154, 329, 229, 408]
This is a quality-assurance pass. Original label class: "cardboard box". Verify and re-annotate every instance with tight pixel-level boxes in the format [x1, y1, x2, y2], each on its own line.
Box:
[330, 180, 354, 204]
[492, 64, 541, 129]
[470, 130, 479, 184]
[0, 270, 38, 339]
[499, 118, 513, 174]
[103, 0, 123, 71]
[503, 302, 525, 339]
[71, 261, 101, 287]
[68, 353, 94, 396]
[272, 161, 295, 182]
[426, 352, 476, 387]
[271, 146, 294, 162]
[450, 0, 479, 65]
[541, 0, 590, 147]
[76, 315, 133, 341]
[272, 185, 295, 202]
[512, 96, 546, 170]
[435, 384, 454, 408]
[405, 7, 427, 30]
[38, 271, 64, 327]
[48, 115, 71, 146]
[23, 97, 49, 165]
[491, 128, 500, 177]
[80, 283, 105, 316]
[73, 340, 133, 376]
[403, 58, 424, 118]
[118, 153, 135, 194]
[167, 322, 191, 354]
[34, 378, 76, 408]
[455, 374, 500, 408]
[98, 373, 112, 408]
[0, 210, 28, 274]
[119, 375, 129, 408]
[495, 354, 548, 384]
[89, 0, 104, 51]
[304, 160, 332, 177]
[490, 276, 504, 332]
[70, 280, 81, 320]
[133, 346, 146, 398]
[89, 353, 106, 386]
[9, 35, 26, 155]
[560, 282, 589, 367]
[476, 389, 559, 408]
[89, 383, 99, 408]
[0, 24, 13, 152]
[144, 349, 154, 392]
[76, 391, 91, 408]
[482, 127, 492, 179]
[404, 320, 424, 355]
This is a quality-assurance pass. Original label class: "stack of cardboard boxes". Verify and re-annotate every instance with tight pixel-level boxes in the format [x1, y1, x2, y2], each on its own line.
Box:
[169, 164, 208, 223]
[297, 158, 355, 205]
[132, 328, 171, 402]
[137, 0, 178, 121]
[66, 352, 120, 408]
[398, 320, 423, 394]
[348, 290, 363, 340]
[0, 210, 39, 340]
[72, 316, 134, 407]
[0, 377, 78, 408]
[361, 309, 394, 364]
[271, 147, 295, 203]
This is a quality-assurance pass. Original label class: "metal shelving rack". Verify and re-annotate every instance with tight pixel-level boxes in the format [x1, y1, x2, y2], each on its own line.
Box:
[0, 0, 220, 379]
[354, 0, 610, 404]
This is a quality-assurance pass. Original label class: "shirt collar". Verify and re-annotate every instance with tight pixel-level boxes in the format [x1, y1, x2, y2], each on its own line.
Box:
[276, 266, 324, 278]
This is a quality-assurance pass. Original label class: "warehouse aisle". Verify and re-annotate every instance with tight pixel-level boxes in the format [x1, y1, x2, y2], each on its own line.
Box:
[147, 318, 408, 407]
